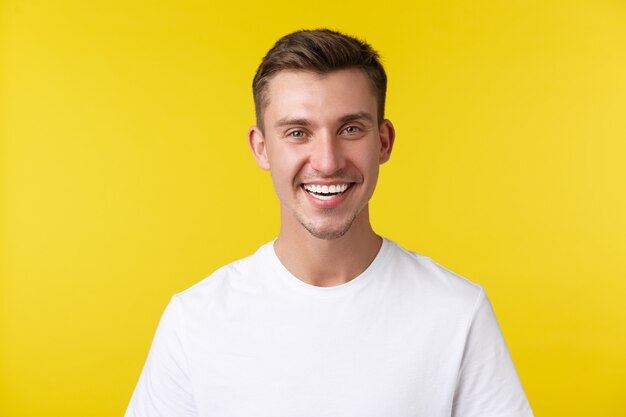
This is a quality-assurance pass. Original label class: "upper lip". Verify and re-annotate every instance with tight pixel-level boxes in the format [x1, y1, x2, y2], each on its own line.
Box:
[301, 181, 352, 185]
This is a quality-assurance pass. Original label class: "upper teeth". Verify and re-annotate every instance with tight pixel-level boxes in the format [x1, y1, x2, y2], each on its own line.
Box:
[303, 184, 349, 194]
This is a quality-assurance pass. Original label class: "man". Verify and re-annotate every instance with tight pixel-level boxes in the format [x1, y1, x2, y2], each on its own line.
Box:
[126, 29, 533, 417]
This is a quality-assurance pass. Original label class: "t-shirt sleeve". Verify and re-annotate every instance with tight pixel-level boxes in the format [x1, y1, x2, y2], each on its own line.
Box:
[125, 296, 198, 417]
[452, 289, 534, 417]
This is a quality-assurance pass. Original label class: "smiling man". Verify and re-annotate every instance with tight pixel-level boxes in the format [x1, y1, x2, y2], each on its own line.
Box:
[126, 29, 533, 417]
[248, 67, 394, 287]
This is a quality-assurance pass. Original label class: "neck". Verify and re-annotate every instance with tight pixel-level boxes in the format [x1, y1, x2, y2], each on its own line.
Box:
[274, 207, 382, 287]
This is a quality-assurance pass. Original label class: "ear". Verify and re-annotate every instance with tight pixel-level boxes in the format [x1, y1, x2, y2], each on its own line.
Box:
[248, 126, 270, 170]
[378, 119, 395, 164]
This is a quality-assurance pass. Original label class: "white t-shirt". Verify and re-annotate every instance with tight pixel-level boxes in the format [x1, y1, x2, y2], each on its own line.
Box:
[126, 239, 533, 417]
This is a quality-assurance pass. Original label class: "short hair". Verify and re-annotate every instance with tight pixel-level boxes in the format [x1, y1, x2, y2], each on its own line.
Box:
[252, 29, 387, 131]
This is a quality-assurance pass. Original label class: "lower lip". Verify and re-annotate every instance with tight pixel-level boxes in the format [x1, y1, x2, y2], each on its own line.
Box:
[301, 185, 353, 208]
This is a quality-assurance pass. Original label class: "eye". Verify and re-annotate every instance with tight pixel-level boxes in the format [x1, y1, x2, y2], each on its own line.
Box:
[343, 125, 362, 134]
[287, 130, 307, 139]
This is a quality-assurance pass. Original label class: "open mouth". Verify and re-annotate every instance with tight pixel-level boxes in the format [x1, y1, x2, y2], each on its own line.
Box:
[302, 183, 352, 201]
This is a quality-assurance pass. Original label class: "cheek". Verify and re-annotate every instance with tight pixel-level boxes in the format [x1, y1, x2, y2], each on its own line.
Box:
[351, 142, 382, 173]
[267, 146, 307, 184]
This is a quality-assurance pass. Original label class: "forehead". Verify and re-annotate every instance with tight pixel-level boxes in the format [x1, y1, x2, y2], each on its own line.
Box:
[263, 69, 378, 125]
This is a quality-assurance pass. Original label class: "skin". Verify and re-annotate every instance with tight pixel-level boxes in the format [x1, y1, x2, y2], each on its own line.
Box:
[248, 68, 395, 287]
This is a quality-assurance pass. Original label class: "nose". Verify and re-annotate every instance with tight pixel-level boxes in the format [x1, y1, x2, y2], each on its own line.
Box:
[309, 132, 345, 175]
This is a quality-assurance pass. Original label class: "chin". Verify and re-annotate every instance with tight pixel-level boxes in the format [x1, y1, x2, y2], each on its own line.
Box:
[298, 215, 357, 241]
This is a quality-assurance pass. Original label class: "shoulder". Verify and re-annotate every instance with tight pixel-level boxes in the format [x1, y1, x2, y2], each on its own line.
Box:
[171, 241, 274, 310]
[382, 238, 484, 308]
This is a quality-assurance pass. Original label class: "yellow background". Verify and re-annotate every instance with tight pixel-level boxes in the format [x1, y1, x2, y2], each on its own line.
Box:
[2, 0, 625, 416]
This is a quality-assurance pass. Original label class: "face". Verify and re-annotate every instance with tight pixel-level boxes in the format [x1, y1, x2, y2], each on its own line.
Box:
[249, 68, 394, 240]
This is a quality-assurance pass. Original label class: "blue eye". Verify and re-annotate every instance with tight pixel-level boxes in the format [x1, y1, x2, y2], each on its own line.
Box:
[288, 130, 306, 138]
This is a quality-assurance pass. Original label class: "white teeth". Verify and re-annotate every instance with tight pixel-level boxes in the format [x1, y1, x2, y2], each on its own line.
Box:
[303, 183, 350, 196]
[313, 194, 333, 200]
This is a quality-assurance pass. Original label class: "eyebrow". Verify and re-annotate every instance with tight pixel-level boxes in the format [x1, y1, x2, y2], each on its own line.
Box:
[339, 112, 374, 123]
[274, 112, 374, 128]
[275, 117, 311, 128]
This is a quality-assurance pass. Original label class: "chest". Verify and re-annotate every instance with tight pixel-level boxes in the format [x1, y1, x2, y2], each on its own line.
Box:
[183, 295, 467, 417]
